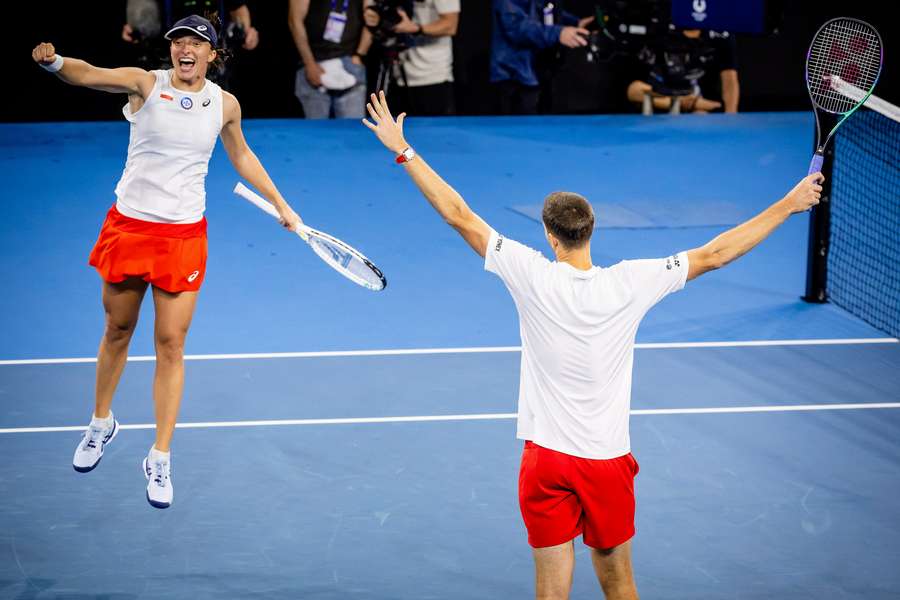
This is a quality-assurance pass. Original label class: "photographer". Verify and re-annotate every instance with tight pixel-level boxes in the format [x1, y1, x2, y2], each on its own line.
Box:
[490, 0, 594, 115]
[364, 0, 461, 116]
[289, 0, 373, 119]
[625, 29, 740, 114]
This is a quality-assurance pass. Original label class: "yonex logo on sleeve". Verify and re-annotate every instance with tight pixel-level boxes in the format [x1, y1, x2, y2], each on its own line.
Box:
[187, 271, 200, 282]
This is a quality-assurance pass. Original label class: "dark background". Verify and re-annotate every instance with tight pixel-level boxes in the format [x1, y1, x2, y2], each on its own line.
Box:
[5, 0, 897, 122]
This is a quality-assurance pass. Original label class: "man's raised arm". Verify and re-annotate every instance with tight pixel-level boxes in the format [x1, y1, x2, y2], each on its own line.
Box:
[362, 91, 491, 257]
[686, 173, 824, 280]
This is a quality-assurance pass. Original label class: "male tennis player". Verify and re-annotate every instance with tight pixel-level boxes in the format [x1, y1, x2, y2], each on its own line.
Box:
[362, 91, 823, 599]
[32, 15, 301, 509]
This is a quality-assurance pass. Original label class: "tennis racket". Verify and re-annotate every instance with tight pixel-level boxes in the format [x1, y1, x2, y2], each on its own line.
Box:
[233, 182, 387, 291]
[806, 17, 883, 175]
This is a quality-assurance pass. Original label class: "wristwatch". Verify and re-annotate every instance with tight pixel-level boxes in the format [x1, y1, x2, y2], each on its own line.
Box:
[395, 147, 417, 164]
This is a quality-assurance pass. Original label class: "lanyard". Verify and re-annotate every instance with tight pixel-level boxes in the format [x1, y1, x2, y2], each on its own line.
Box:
[330, 0, 350, 14]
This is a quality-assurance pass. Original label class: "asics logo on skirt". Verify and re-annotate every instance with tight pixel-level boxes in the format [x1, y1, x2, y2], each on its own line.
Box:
[187, 271, 200, 282]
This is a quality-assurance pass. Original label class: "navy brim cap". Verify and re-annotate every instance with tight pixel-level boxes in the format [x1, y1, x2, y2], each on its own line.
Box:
[165, 15, 218, 47]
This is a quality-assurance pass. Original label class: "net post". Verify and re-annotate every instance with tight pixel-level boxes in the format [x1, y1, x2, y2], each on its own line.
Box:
[803, 143, 834, 303]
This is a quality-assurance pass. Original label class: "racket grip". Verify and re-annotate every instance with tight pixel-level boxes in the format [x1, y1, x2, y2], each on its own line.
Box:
[233, 181, 310, 241]
[807, 152, 824, 176]
[234, 182, 281, 220]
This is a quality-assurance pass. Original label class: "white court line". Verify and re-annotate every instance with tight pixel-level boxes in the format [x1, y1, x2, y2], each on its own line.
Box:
[0, 338, 896, 366]
[2, 402, 899, 434]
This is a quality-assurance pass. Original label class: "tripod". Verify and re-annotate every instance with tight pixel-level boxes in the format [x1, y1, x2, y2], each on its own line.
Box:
[372, 38, 409, 97]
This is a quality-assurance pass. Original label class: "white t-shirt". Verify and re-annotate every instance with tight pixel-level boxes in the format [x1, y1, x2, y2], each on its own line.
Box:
[485, 230, 689, 460]
[115, 69, 224, 224]
[395, 0, 460, 87]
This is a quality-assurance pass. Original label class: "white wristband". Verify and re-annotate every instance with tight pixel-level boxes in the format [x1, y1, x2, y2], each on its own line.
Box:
[40, 55, 64, 73]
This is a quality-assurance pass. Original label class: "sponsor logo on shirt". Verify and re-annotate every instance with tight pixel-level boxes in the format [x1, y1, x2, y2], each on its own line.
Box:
[181, 97, 193, 110]
[187, 270, 200, 282]
[665, 255, 682, 270]
[160, 93, 174, 101]
[202, 98, 211, 107]
[495, 237, 504, 252]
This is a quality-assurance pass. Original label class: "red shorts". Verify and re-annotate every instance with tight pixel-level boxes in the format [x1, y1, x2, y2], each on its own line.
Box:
[518, 441, 639, 549]
[88, 205, 208, 293]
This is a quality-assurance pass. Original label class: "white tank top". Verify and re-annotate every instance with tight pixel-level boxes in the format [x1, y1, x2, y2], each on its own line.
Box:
[114, 69, 223, 224]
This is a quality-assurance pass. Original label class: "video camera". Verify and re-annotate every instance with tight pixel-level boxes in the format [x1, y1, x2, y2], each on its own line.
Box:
[589, 0, 714, 95]
[366, 0, 416, 91]
[367, 0, 414, 44]
[586, 0, 783, 94]
[223, 20, 246, 52]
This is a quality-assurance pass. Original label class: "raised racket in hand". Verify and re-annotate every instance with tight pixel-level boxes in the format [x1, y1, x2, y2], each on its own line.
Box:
[805, 18, 883, 174]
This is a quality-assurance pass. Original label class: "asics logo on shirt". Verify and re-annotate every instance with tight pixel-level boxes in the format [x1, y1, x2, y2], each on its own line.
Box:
[495, 237, 504, 252]
[187, 271, 200, 282]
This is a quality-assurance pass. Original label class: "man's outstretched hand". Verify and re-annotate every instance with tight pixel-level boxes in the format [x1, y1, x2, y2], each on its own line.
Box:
[362, 91, 409, 154]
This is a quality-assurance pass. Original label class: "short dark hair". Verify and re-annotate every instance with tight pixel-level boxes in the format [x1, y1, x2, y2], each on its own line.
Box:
[541, 192, 594, 248]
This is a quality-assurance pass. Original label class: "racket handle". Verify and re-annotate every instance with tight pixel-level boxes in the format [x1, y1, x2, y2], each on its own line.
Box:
[807, 151, 824, 176]
[233, 181, 310, 240]
[234, 182, 281, 219]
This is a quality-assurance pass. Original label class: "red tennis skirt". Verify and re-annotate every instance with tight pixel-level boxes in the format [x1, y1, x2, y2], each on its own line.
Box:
[88, 205, 208, 293]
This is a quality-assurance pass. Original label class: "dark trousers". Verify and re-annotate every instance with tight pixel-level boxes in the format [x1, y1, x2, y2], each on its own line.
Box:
[494, 80, 540, 115]
[389, 82, 456, 117]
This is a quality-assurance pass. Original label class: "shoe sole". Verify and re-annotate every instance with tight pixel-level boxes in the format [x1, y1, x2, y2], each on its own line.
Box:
[73, 420, 119, 473]
[142, 457, 172, 509]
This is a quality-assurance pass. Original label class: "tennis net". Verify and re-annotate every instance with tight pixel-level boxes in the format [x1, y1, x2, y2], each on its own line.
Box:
[825, 95, 900, 337]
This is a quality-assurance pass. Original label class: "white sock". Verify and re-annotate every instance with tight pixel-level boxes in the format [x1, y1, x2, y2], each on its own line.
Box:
[149, 445, 170, 461]
[91, 412, 113, 426]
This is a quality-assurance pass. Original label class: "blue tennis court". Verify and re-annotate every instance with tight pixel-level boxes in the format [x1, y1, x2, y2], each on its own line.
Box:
[1, 113, 899, 599]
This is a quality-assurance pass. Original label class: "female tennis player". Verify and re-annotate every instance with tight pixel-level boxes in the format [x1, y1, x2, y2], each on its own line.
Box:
[32, 15, 300, 509]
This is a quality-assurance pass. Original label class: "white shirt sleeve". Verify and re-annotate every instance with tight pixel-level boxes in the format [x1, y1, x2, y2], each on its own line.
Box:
[618, 251, 690, 311]
[433, 0, 461, 13]
[484, 229, 549, 297]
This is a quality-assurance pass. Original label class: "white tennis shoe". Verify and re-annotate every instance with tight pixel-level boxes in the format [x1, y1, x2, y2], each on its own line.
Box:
[72, 413, 119, 473]
[143, 447, 173, 509]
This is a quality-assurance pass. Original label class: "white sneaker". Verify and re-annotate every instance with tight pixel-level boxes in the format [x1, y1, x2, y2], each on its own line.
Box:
[143, 448, 173, 509]
[72, 413, 118, 473]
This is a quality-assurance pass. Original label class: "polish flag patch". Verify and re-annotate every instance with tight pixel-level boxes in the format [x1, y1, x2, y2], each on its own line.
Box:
[160, 93, 174, 101]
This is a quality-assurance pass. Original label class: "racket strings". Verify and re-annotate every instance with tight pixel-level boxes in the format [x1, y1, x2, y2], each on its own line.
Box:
[808, 19, 882, 114]
[308, 234, 386, 291]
